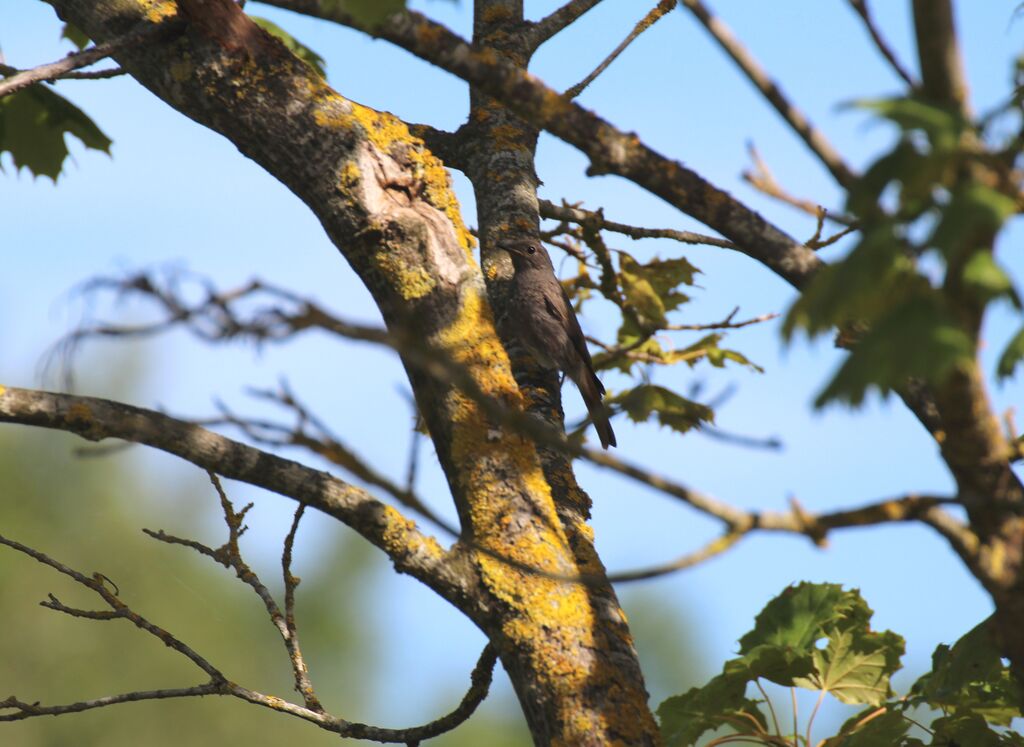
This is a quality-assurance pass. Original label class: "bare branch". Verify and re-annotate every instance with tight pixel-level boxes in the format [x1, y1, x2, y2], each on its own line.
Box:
[539, 198, 736, 249]
[742, 144, 856, 226]
[846, 0, 917, 88]
[0, 531, 223, 679]
[0, 23, 172, 99]
[680, 0, 856, 188]
[0, 685, 225, 722]
[608, 531, 744, 582]
[564, 0, 675, 100]
[529, 0, 606, 48]
[0, 529, 496, 740]
[0, 386, 468, 604]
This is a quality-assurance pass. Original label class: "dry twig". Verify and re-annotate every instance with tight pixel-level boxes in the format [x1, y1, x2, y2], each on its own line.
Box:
[679, 0, 856, 187]
[564, 0, 675, 100]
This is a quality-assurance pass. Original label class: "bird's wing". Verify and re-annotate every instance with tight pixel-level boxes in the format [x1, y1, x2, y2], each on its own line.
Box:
[543, 285, 604, 395]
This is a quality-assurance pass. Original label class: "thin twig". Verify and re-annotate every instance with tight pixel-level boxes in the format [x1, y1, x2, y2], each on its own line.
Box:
[742, 144, 856, 225]
[0, 527, 497, 740]
[606, 531, 743, 582]
[564, 0, 675, 100]
[847, 0, 917, 88]
[0, 22, 171, 98]
[540, 198, 736, 248]
[529, 0, 607, 48]
[680, 0, 856, 188]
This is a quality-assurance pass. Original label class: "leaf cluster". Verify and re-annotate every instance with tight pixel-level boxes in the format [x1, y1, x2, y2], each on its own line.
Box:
[562, 244, 762, 438]
[657, 582, 1023, 746]
[784, 92, 1024, 406]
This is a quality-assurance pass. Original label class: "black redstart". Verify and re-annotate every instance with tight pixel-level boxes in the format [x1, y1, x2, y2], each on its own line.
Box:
[501, 239, 616, 449]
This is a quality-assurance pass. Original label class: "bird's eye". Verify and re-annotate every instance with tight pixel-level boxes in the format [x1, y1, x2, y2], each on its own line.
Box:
[527, 246, 536, 255]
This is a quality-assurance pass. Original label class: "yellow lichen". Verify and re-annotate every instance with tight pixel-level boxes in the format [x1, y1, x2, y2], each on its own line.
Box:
[339, 161, 361, 189]
[312, 95, 476, 257]
[373, 251, 436, 300]
[0, 385, 5, 396]
[140, 0, 177, 23]
[380, 504, 447, 563]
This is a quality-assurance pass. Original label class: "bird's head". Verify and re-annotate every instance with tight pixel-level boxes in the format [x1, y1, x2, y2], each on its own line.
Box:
[499, 239, 554, 272]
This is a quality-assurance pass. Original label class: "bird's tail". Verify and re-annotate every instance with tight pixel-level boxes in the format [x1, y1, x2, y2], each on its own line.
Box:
[576, 365, 616, 449]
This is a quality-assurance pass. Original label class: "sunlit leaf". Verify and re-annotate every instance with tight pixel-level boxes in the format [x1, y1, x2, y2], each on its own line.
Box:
[609, 385, 713, 435]
[250, 16, 327, 77]
[795, 624, 904, 706]
[962, 252, 1020, 307]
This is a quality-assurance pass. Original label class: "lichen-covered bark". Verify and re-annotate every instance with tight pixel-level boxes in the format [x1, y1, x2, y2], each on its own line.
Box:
[45, 0, 660, 742]
[461, 2, 659, 743]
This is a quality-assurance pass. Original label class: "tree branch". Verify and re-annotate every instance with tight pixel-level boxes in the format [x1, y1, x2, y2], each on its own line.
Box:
[846, 0, 917, 88]
[0, 22, 171, 99]
[0, 386, 470, 606]
[539, 198, 736, 249]
[563, 0, 674, 100]
[679, 0, 856, 188]
[260, 0, 824, 289]
[528, 0, 606, 49]
[911, 0, 971, 115]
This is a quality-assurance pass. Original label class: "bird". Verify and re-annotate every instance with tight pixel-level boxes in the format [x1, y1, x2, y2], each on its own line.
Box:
[500, 239, 616, 449]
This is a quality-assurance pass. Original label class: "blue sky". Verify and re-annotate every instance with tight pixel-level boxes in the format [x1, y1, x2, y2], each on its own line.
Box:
[3, 0, 1024, 734]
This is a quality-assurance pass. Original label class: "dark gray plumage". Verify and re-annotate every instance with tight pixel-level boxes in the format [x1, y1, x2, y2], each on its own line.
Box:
[501, 239, 616, 449]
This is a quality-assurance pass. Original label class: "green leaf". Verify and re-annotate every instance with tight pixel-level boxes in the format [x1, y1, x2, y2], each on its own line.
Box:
[61, 22, 91, 51]
[853, 96, 966, 151]
[618, 254, 669, 329]
[321, 0, 407, 28]
[739, 583, 903, 699]
[0, 83, 111, 180]
[784, 223, 920, 340]
[962, 252, 1021, 307]
[795, 624, 904, 705]
[997, 326, 1024, 381]
[739, 582, 853, 657]
[912, 619, 1024, 726]
[814, 294, 974, 407]
[929, 183, 1018, 260]
[250, 17, 327, 76]
[665, 333, 764, 372]
[930, 713, 1017, 747]
[821, 708, 911, 747]
[658, 670, 767, 747]
[608, 385, 714, 435]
